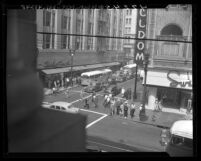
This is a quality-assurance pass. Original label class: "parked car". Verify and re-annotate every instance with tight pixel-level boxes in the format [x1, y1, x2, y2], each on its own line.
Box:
[43, 88, 53, 95]
[42, 101, 79, 113]
[86, 145, 103, 152]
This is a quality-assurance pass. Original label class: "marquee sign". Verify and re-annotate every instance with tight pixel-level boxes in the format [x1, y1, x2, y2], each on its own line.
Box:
[134, 9, 147, 66]
[167, 71, 192, 88]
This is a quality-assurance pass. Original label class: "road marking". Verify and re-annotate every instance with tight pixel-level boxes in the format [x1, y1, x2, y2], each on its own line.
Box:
[87, 140, 133, 152]
[80, 109, 107, 116]
[86, 114, 107, 129]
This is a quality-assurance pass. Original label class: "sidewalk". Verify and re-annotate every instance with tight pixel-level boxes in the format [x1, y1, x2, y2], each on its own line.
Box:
[116, 101, 188, 129]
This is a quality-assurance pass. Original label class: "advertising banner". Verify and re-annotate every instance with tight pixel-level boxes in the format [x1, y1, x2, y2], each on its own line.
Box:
[134, 9, 147, 66]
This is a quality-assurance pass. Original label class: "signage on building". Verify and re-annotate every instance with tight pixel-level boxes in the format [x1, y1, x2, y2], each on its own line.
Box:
[167, 71, 192, 88]
[134, 9, 147, 66]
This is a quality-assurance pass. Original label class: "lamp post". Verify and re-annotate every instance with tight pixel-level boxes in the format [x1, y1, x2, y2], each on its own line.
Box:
[140, 52, 149, 121]
[70, 49, 74, 87]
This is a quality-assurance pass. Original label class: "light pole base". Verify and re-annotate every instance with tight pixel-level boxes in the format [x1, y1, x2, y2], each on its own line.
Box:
[139, 109, 148, 122]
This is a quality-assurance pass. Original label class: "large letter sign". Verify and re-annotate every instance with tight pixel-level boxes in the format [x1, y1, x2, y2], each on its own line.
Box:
[134, 9, 147, 66]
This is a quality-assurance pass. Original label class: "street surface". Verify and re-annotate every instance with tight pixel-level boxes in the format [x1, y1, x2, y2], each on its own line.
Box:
[43, 78, 165, 152]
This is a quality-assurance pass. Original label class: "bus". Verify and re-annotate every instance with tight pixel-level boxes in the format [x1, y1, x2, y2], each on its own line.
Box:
[81, 69, 112, 86]
[162, 120, 193, 156]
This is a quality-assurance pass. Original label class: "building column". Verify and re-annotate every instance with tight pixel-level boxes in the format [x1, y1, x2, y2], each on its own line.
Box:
[70, 9, 76, 49]
[148, 87, 157, 110]
[109, 10, 114, 50]
[93, 9, 98, 50]
[82, 10, 88, 51]
[54, 10, 62, 49]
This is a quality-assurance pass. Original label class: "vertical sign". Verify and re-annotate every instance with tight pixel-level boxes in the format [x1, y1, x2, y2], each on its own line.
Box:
[134, 9, 147, 66]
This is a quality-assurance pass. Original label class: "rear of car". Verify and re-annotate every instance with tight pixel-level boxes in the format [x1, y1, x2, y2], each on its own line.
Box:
[164, 120, 193, 156]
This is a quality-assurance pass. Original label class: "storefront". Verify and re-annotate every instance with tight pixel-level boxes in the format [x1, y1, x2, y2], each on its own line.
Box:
[144, 69, 192, 111]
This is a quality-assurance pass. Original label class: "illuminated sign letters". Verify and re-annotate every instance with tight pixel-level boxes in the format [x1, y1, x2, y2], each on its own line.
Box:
[134, 9, 147, 66]
[167, 71, 192, 88]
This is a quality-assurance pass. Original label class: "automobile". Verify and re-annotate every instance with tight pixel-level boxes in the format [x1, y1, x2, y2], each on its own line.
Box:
[42, 102, 52, 108]
[42, 101, 79, 113]
[86, 145, 103, 152]
[84, 83, 102, 93]
[104, 85, 121, 97]
[43, 88, 53, 95]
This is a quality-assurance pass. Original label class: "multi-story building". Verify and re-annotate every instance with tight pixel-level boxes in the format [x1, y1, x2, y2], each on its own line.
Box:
[36, 9, 125, 88]
[37, 9, 124, 51]
[122, 9, 137, 64]
[144, 5, 192, 111]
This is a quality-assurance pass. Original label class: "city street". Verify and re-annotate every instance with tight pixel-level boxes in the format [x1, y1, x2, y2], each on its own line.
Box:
[43, 78, 165, 152]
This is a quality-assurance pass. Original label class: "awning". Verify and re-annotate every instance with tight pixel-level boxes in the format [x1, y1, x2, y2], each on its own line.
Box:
[42, 67, 71, 75]
[42, 62, 120, 75]
[143, 70, 192, 90]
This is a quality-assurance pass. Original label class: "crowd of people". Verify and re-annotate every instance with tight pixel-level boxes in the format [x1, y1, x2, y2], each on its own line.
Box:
[82, 90, 143, 120]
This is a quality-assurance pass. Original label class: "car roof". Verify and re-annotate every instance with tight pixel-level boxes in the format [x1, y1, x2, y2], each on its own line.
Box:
[51, 101, 72, 107]
[170, 120, 193, 139]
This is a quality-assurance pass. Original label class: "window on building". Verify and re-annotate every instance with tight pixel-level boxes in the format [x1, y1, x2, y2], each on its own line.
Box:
[130, 9, 132, 15]
[76, 20, 81, 33]
[52, 34, 55, 49]
[161, 24, 183, 36]
[68, 17, 71, 32]
[129, 18, 131, 24]
[52, 12, 55, 28]
[76, 9, 81, 14]
[62, 15, 67, 29]
[43, 34, 51, 49]
[61, 35, 67, 49]
[126, 10, 129, 15]
[43, 10, 51, 26]
[126, 18, 129, 24]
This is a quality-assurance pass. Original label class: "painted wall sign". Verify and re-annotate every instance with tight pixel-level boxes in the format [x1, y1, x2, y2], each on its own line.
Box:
[134, 9, 147, 66]
[167, 71, 192, 88]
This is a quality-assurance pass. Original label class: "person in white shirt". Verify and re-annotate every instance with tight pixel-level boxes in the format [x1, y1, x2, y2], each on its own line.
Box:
[121, 87, 125, 98]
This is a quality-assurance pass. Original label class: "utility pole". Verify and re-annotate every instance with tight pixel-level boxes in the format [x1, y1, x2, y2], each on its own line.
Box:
[133, 64, 138, 100]
[140, 52, 149, 121]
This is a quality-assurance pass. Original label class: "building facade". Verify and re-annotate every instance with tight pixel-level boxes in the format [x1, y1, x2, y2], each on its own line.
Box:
[144, 5, 192, 111]
[36, 9, 126, 88]
[122, 9, 137, 64]
[37, 9, 124, 51]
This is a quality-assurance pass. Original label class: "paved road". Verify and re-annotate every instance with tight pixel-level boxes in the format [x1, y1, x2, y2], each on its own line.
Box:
[43, 79, 165, 152]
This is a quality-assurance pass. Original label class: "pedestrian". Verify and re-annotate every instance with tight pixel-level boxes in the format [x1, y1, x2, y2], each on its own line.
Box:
[94, 94, 98, 108]
[121, 87, 125, 98]
[80, 89, 84, 102]
[66, 77, 70, 87]
[115, 98, 121, 116]
[154, 98, 159, 111]
[64, 88, 70, 99]
[124, 101, 128, 118]
[110, 98, 116, 116]
[106, 95, 111, 109]
[130, 103, 135, 119]
[103, 94, 108, 108]
[139, 104, 143, 116]
[120, 103, 124, 117]
[84, 99, 89, 109]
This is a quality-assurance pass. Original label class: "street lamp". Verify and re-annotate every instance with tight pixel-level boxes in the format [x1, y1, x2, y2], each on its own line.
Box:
[140, 52, 149, 121]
